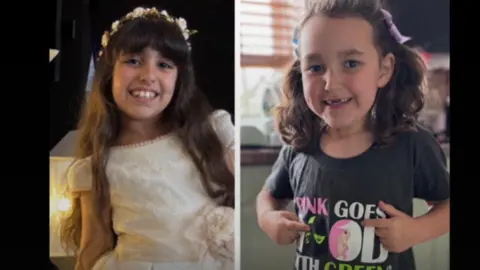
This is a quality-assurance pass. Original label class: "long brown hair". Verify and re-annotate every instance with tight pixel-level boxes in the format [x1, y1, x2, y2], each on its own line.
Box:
[276, 0, 426, 152]
[60, 9, 234, 258]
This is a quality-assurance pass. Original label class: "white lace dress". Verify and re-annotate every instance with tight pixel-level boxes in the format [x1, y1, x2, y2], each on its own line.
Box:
[67, 110, 235, 270]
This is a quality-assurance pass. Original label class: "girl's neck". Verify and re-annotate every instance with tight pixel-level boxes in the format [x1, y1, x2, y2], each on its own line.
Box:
[321, 122, 374, 159]
[117, 117, 167, 146]
[326, 120, 368, 140]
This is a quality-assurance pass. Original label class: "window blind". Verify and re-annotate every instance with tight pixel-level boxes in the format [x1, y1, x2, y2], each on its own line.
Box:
[240, 0, 305, 67]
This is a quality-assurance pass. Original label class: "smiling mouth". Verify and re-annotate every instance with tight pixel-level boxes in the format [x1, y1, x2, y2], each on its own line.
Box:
[129, 90, 158, 100]
[322, 98, 353, 106]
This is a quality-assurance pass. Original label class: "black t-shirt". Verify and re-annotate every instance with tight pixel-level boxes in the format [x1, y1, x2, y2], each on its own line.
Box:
[266, 127, 450, 270]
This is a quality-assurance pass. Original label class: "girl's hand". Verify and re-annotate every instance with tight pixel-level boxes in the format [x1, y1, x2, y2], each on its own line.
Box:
[259, 210, 310, 245]
[362, 201, 417, 253]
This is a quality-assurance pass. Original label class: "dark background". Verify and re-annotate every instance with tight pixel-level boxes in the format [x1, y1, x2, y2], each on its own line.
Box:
[389, 0, 450, 53]
[50, 0, 235, 150]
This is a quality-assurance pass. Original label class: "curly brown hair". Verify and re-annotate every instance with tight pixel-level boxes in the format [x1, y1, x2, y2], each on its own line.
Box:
[60, 10, 234, 262]
[276, 0, 426, 152]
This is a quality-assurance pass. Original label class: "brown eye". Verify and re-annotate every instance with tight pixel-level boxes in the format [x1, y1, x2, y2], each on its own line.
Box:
[158, 62, 173, 69]
[124, 58, 141, 65]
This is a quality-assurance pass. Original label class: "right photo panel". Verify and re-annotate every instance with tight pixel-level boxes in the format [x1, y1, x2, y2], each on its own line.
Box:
[239, 0, 450, 270]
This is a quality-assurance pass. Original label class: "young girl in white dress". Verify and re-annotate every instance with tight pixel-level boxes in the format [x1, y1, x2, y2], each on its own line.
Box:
[60, 7, 235, 270]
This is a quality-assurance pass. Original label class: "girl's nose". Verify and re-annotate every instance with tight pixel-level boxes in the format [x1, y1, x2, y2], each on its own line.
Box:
[323, 70, 340, 92]
[139, 64, 156, 83]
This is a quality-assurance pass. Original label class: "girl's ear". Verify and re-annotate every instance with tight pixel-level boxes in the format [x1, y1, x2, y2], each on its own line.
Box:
[377, 53, 395, 88]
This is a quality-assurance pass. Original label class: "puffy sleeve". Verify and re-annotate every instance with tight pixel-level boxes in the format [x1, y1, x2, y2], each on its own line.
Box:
[67, 157, 93, 195]
[210, 110, 235, 151]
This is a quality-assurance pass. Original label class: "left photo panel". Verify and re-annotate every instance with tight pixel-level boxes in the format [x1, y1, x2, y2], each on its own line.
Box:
[49, 1, 236, 270]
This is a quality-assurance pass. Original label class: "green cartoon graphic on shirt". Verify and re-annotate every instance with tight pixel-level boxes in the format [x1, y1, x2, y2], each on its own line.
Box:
[305, 216, 326, 245]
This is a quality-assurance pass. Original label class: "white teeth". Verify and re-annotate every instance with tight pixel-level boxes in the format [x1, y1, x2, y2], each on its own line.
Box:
[131, 91, 157, 99]
[324, 98, 351, 105]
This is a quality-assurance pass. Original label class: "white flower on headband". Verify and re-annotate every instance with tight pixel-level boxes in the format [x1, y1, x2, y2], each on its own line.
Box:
[101, 32, 109, 48]
[176, 18, 189, 39]
[160, 10, 174, 22]
[176, 18, 187, 31]
[111, 20, 120, 32]
[132, 7, 145, 18]
[98, 6, 197, 57]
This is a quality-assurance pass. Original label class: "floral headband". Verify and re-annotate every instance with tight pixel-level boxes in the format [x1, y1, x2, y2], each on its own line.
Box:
[99, 7, 198, 57]
[292, 8, 411, 58]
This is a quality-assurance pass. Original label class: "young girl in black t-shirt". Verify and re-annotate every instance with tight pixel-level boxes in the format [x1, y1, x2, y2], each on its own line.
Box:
[256, 1, 450, 269]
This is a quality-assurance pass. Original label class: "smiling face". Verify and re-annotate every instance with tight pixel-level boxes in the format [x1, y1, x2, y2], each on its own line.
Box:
[112, 47, 178, 122]
[299, 15, 394, 131]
